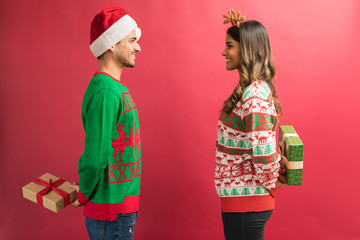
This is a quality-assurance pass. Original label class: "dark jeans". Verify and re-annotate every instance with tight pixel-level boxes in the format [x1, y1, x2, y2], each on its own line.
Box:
[222, 210, 273, 240]
[85, 212, 138, 240]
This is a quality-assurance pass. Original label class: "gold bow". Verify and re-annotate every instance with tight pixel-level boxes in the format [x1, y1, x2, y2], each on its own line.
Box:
[223, 9, 246, 26]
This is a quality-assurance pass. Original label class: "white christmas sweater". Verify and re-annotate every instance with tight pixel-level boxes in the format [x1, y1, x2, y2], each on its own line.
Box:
[215, 80, 281, 212]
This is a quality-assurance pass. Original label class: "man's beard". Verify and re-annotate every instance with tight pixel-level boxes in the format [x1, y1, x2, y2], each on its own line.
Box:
[116, 53, 135, 68]
[124, 62, 135, 68]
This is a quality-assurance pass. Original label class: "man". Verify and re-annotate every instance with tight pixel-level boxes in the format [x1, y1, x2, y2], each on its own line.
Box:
[70, 6, 142, 240]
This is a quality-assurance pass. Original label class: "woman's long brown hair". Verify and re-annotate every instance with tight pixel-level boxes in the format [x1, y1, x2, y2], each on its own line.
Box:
[221, 21, 282, 118]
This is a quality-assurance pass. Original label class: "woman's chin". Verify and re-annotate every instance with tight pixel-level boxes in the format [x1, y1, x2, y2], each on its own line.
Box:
[226, 65, 236, 71]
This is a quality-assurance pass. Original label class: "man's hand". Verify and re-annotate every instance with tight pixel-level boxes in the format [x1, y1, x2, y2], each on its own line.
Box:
[71, 199, 85, 207]
[69, 182, 85, 207]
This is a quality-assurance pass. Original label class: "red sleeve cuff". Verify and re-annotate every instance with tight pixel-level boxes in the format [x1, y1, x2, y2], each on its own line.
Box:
[77, 190, 89, 204]
[267, 180, 278, 198]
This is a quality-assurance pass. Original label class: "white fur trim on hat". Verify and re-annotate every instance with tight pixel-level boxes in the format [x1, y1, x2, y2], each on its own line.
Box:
[90, 14, 141, 58]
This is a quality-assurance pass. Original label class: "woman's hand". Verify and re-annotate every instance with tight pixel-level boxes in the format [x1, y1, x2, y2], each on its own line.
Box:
[278, 154, 288, 188]
[278, 154, 287, 175]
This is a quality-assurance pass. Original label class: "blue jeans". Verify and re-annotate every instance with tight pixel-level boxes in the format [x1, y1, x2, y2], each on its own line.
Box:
[85, 212, 138, 240]
[222, 210, 273, 240]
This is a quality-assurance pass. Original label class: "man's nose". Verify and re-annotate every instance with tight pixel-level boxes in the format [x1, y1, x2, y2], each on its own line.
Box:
[135, 42, 141, 52]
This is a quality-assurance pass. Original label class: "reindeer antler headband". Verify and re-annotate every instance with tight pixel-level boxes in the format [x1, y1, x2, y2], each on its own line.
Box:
[223, 9, 246, 27]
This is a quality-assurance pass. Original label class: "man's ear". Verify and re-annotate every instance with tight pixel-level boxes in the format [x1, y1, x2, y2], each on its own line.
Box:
[109, 45, 115, 53]
[109, 41, 122, 53]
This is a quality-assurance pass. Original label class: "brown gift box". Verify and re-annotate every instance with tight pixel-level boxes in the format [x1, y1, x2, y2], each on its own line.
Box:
[22, 173, 77, 213]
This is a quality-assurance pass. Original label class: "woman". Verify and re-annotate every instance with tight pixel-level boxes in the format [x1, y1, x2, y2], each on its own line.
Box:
[215, 10, 283, 240]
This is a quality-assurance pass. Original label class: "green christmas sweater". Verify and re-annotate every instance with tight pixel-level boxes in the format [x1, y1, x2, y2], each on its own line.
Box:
[215, 80, 280, 212]
[77, 72, 141, 221]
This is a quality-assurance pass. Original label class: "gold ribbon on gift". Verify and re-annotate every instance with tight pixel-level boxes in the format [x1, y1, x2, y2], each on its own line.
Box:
[280, 133, 303, 169]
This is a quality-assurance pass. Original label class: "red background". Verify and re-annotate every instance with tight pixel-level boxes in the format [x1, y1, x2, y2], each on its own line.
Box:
[1, 0, 360, 239]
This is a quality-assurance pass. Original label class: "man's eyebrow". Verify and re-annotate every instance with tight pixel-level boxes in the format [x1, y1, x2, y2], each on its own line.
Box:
[130, 37, 137, 41]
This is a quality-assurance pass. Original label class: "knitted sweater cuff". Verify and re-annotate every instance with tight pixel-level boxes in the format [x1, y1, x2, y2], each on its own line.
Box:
[78, 190, 89, 204]
[267, 180, 278, 198]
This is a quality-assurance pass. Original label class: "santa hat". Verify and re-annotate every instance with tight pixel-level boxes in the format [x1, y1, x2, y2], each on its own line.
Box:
[90, 6, 141, 58]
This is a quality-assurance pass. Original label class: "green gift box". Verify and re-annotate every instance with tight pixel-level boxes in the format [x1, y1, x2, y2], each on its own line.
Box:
[279, 125, 304, 185]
